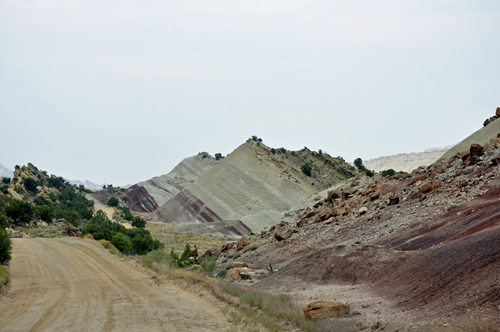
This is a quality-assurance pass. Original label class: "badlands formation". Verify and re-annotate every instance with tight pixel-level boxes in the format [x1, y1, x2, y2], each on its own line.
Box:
[124, 111, 500, 330]
[130, 140, 357, 233]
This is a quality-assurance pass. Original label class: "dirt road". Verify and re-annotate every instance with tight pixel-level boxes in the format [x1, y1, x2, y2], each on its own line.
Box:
[86, 194, 115, 220]
[0, 238, 229, 332]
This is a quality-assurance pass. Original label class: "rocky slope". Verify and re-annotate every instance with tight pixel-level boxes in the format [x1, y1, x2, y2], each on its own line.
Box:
[442, 107, 500, 160]
[363, 147, 451, 173]
[204, 137, 500, 330]
[150, 140, 357, 232]
[127, 152, 218, 212]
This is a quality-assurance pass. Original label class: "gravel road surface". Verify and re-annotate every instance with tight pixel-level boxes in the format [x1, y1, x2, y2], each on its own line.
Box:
[0, 238, 228, 332]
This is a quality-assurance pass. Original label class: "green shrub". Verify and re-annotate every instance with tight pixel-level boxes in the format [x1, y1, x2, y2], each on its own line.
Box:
[23, 178, 38, 193]
[2, 177, 10, 184]
[318, 149, 323, 154]
[5, 199, 33, 224]
[365, 170, 374, 177]
[280, 148, 286, 153]
[0, 215, 8, 229]
[107, 197, 119, 207]
[132, 217, 146, 228]
[0, 265, 10, 288]
[0, 229, 12, 265]
[215, 153, 224, 160]
[381, 169, 396, 177]
[251, 135, 258, 141]
[200, 257, 217, 274]
[291, 151, 297, 156]
[270, 148, 276, 155]
[111, 233, 131, 253]
[354, 158, 366, 171]
[301, 165, 312, 177]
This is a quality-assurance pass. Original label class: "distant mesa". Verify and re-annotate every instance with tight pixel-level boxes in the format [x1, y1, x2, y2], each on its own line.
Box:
[363, 145, 454, 173]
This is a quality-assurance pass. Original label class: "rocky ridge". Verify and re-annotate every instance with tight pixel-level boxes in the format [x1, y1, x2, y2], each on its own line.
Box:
[198, 135, 500, 330]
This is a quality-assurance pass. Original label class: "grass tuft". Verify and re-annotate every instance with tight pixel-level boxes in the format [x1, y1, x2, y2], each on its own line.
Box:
[0, 265, 10, 289]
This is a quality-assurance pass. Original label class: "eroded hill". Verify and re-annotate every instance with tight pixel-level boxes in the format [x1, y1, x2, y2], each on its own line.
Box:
[127, 152, 218, 212]
[149, 140, 357, 232]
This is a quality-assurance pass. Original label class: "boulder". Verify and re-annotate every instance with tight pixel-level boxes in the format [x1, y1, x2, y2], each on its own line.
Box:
[491, 155, 500, 166]
[313, 194, 321, 201]
[226, 268, 247, 280]
[303, 301, 350, 319]
[484, 118, 491, 127]
[369, 192, 380, 201]
[358, 207, 368, 215]
[186, 248, 198, 260]
[470, 143, 484, 157]
[343, 187, 357, 199]
[233, 262, 248, 268]
[237, 236, 250, 251]
[197, 247, 219, 264]
[418, 182, 434, 195]
[302, 210, 315, 219]
[275, 226, 293, 241]
[7, 188, 24, 201]
[329, 190, 342, 200]
[496, 107, 500, 117]
[388, 196, 399, 206]
[54, 218, 81, 237]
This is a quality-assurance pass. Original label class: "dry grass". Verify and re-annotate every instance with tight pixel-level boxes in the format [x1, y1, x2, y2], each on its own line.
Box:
[99, 239, 118, 253]
[0, 265, 10, 290]
[138, 251, 357, 332]
[146, 222, 237, 253]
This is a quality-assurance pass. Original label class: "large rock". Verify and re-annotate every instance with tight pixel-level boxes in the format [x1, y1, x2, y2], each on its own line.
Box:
[197, 247, 219, 264]
[186, 248, 198, 260]
[7, 188, 24, 200]
[418, 182, 434, 195]
[237, 236, 250, 251]
[274, 226, 293, 241]
[470, 143, 484, 157]
[54, 218, 81, 237]
[233, 262, 248, 268]
[496, 107, 500, 117]
[388, 196, 400, 205]
[303, 301, 350, 319]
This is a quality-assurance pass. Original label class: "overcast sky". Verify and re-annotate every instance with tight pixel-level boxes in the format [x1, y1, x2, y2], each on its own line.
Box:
[1, 0, 499, 185]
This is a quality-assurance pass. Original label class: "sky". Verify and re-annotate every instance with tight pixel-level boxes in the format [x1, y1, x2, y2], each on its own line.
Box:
[1, 0, 499, 185]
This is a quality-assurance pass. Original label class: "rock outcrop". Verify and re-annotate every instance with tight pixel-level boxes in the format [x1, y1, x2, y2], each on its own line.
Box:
[303, 301, 350, 319]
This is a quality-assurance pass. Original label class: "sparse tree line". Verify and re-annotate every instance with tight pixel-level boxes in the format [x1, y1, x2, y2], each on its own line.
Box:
[0, 175, 162, 265]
